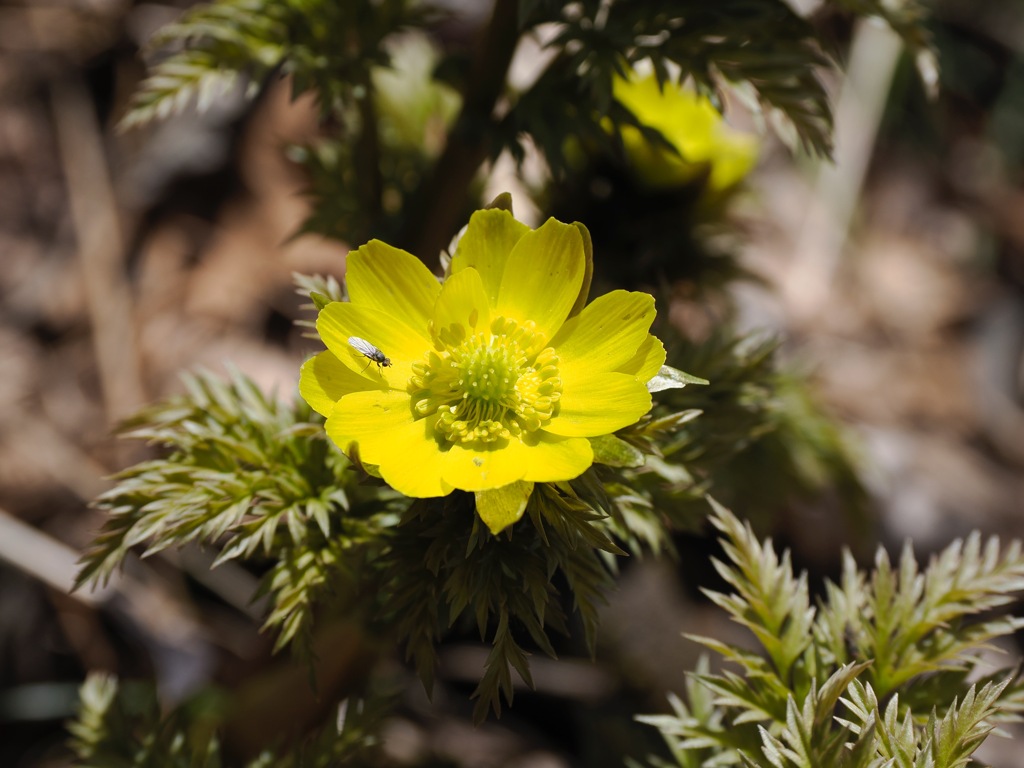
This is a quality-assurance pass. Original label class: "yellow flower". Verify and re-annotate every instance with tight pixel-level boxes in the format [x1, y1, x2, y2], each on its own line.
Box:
[612, 70, 758, 193]
[300, 207, 665, 532]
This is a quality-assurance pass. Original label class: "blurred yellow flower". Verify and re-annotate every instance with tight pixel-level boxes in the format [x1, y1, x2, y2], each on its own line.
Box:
[300, 207, 665, 532]
[612, 70, 759, 193]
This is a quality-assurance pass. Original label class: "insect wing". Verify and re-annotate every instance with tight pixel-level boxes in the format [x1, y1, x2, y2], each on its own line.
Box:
[348, 336, 392, 371]
[348, 336, 384, 362]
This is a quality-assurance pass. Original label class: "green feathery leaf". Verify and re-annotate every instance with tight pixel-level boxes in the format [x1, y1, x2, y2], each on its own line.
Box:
[642, 500, 1024, 767]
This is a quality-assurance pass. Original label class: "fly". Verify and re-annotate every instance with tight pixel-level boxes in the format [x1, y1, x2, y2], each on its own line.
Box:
[348, 336, 392, 374]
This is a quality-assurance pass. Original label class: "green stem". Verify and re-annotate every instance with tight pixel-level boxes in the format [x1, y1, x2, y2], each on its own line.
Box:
[355, 75, 383, 227]
[397, 0, 520, 266]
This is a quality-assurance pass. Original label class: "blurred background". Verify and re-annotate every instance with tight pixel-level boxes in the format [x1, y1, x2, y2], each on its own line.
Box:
[2, 0, 1024, 765]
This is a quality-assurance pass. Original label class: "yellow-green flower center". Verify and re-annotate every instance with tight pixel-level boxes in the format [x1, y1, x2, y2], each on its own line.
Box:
[410, 317, 562, 445]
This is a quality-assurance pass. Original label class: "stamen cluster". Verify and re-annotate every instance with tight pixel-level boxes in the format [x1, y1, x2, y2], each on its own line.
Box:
[411, 317, 562, 445]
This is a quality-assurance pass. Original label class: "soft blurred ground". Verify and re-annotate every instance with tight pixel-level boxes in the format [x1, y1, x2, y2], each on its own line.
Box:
[1, 1, 1023, 767]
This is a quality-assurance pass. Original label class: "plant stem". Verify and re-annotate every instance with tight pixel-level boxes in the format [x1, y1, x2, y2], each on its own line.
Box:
[397, 0, 520, 266]
[355, 73, 383, 227]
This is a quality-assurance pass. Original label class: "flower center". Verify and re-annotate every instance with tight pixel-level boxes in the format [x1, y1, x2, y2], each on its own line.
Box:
[410, 317, 562, 445]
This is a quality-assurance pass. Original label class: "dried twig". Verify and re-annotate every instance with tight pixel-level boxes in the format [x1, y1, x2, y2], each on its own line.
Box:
[0, 507, 113, 606]
[50, 75, 146, 421]
[783, 20, 904, 322]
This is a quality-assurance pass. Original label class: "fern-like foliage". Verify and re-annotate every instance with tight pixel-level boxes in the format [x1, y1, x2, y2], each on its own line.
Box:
[818, 535, 1024, 702]
[76, 369, 402, 655]
[288, 137, 435, 247]
[119, 0, 934, 249]
[120, 0, 290, 129]
[366, 478, 631, 721]
[69, 674, 223, 768]
[121, 0, 424, 129]
[614, 329, 868, 539]
[838, 678, 1015, 768]
[68, 673, 384, 767]
[640, 500, 1024, 767]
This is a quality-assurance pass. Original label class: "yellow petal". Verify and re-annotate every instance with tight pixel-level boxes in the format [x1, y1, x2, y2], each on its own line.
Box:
[617, 334, 667, 383]
[299, 350, 380, 417]
[518, 433, 594, 482]
[545, 372, 652, 437]
[317, 302, 430, 388]
[327, 390, 452, 497]
[346, 240, 441, 330]
[376, 419, 453, 497]
[495, 218, 585, 343]
[431, 267, 490, 344]
[475, 481, 534, 535]
[326, 389, 416, 458]
[441, 440, 529, 492]
[567, 222, 594, 318]
[550, 290, 655, 378]
[450, 208, 529, 306]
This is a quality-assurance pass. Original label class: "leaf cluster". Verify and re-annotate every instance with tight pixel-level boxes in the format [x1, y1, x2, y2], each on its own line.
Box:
[76, 369, 403, 656]
[615, 329, 868, 537]
[121, 0, 425, 129]
[119, 0, 932, 248]
[640, 500, 1024, 767]
[377, 483, 625, 722]
[68, 674, 224, 768]
[120, 0, 439, 246]
[286, 135, 435, 247]
[68, 673, 385, 768]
